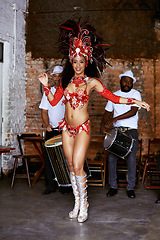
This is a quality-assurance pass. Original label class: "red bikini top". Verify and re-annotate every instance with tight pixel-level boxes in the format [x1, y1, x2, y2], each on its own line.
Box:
[62, 77, 89, 109]
[47, 77, 120, 107]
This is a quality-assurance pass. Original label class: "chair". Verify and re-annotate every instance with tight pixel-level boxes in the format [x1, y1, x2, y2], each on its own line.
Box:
[136, 139, 143, 184]
[86, 136, 108, 187]
[11, 133, 41, 187]
[117, 139, 143, 187]
[142, 138, 160, 189]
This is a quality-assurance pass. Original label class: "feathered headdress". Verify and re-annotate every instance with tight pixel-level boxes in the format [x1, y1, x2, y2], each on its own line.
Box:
[58, 18, 110, 73]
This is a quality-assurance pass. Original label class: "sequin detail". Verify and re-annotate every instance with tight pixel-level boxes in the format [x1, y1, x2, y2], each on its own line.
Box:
[70, 75, 87, 87]
[62, 76, 89, 109]
[59, 118, 90, 138]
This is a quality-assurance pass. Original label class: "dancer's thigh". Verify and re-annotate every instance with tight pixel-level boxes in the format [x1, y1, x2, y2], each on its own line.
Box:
[73, 131, 91, 174]
[62, 130, 74, 167]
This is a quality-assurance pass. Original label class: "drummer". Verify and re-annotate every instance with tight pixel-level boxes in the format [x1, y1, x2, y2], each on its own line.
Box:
[101, 70, 142, 199]
[39, 65, 67, 195]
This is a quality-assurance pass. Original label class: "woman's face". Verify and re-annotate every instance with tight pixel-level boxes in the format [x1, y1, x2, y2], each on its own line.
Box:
[72, 55, 86, 76]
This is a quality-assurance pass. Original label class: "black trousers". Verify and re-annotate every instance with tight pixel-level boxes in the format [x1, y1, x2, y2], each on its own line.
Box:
[44, 128, 61, 189]
[44, 129, 71, 193]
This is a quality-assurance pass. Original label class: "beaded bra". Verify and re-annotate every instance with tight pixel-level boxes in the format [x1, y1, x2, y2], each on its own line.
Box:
[62, 76, 89, 109]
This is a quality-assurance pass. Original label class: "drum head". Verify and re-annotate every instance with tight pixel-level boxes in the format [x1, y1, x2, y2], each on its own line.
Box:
[45, 134, 62, 147]
[104, 128, 117, 149]
[104, 128, 134, 158]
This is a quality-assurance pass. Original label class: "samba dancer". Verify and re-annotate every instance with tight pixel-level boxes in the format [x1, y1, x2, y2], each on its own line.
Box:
[38, 19, 150, 223]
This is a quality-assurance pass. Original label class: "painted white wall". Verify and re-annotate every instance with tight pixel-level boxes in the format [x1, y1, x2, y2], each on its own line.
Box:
[0, 0, 28, 171]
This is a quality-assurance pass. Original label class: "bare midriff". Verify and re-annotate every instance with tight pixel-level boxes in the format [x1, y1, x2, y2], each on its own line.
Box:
[64, 101, 89, 127]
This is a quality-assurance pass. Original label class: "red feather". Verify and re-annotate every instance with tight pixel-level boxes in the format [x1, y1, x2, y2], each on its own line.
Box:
[60, 26, 75, 34]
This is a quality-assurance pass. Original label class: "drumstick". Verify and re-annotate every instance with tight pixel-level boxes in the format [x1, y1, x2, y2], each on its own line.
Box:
[105, 132, 111, 135]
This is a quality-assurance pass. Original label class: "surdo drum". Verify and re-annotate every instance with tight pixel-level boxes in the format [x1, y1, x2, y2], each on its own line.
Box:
[104, 128, 134, 159]
[45, 134, 91, 187]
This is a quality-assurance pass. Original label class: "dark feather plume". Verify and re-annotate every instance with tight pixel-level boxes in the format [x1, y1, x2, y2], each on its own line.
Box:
[58, 18, 110, 73]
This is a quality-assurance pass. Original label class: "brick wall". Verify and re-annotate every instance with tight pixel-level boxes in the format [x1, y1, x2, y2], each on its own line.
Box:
[24, 0, 160, 161]
[25, 53, 63, 135]
[25, 54, 159, 155]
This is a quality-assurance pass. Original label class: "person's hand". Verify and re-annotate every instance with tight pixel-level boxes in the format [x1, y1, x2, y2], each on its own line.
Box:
[141, 101, 150, 111]
[38, 73, 49, 87]
[100, 124, 107, 134]
[134, 99, 150, 111]
[101, 119, 113, 134]
[46, 124, 53, 132]
[105, 119, 114, 129]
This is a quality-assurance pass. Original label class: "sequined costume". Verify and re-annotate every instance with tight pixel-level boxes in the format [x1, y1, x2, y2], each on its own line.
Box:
[45, 76, 120, 137]
[59, 118, 90, 138]
[47, 77, 120, 107]
[62, 76, 89, 109]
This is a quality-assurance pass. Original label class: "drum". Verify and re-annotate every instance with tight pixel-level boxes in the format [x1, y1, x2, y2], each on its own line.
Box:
[45, 135, 91, 187]
[45, 135, 62, 147]
[104, 128, 134, 159]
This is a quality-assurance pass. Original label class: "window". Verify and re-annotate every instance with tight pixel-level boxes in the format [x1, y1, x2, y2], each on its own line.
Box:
[0, 42, 4, 62]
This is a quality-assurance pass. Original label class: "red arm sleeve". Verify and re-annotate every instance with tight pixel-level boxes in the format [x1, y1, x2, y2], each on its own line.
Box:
[48, 84, 64, 106]
[95, 78, 120, 104]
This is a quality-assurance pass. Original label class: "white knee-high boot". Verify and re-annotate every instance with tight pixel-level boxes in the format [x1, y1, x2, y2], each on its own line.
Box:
[76, 174, 89, 223]
[69, 172, 80, 218]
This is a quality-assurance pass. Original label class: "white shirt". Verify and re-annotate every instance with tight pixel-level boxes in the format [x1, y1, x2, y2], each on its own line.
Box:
[105, 89, 142, 129]
[39, 86, 65, 128]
